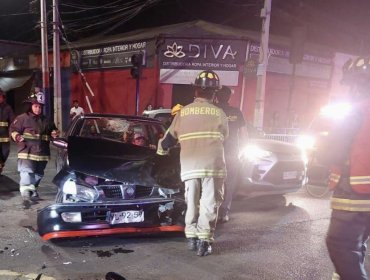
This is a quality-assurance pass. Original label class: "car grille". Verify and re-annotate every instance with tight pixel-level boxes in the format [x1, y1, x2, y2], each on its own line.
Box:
[101, 185, 122, 198]
[98, 184, 153, 199]
[263, 161, 305, 185]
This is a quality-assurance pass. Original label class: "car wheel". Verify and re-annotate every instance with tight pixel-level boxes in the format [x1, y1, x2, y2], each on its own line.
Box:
[305, 183, 332, 198]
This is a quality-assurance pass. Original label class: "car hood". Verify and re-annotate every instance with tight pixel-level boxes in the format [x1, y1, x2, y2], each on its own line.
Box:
[248, 138, 301, 154]
[67, 136, 182, 189]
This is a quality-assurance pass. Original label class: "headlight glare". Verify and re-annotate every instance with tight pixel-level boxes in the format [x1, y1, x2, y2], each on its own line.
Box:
[295, 135, 316, 151]
[239, 145, 272, 161]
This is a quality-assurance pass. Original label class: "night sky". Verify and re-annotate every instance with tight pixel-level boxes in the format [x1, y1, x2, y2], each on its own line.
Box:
[0, 0, 369, 54]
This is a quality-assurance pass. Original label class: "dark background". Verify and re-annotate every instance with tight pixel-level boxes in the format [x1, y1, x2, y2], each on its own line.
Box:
[0, 0, 369, 54]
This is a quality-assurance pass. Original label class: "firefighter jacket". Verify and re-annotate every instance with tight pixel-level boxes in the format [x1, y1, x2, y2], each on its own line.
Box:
[316, 100, 370, 211]
[0, 102, 14, 143]
[9, 112, 57, 161]
[157, 97, 229, 181]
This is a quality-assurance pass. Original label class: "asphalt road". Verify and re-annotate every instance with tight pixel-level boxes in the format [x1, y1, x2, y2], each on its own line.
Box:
[0, 144, 368, 280]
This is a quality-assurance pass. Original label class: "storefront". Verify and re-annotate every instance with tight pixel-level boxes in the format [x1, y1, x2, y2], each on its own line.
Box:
[4, 21, 337, 132]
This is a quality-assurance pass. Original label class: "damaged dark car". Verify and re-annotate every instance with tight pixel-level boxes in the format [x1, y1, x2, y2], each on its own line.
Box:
[37, 114, 185, 241]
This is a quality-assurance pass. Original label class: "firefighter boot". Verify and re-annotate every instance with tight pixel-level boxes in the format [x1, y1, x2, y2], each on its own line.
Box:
[20, 185, 36, 208]
[187, 238, 199, 251]
[31, 189, 40, 201]
[197, 240, 212, 257]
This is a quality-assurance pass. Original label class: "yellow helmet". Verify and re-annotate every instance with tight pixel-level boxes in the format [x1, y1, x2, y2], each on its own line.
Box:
[171, 104, 183, 116]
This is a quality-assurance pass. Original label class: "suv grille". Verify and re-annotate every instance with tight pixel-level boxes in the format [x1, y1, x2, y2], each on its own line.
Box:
[98, 184, 154, 199]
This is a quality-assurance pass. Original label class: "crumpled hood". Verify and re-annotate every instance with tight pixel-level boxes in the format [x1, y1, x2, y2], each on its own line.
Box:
[67, 136, 182, 189]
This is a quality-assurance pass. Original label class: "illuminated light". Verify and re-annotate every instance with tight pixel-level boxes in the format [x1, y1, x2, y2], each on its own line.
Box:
[63, 179, 77, 195]
[295, 135, 316, 151]
[319, 102, 352, 118]
[61, 212, 82, 223]
[50, 210, 59, 218]
[53, 225, 60, 231]
[240, 145, 272, 161]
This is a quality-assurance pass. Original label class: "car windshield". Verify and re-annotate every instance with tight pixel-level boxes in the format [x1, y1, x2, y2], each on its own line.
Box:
[74, 116, 165, 147]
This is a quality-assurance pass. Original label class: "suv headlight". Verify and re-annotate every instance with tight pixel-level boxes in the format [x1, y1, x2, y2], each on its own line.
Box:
[295, 135, 316, 151]
[62, 178, 98, 202]
[239, 145, 272, 161]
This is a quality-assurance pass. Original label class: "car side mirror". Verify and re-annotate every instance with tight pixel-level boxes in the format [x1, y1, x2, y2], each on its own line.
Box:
[52, 137, 68, 149]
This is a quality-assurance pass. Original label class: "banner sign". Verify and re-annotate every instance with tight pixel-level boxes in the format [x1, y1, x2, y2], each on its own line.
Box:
[70, 41, 147, 71]
[249, 43, 333, 65]
[247, 42, 334, 80]
[159, 38, 247, 85]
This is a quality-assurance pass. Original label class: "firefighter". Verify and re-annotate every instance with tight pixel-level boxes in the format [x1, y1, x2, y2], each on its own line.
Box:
[316, 56, 370, 280]
[215, 86, 247, 223]
[157, 70, 228, 256]
[0, 87, 14, 175]
[9, 93, 58, 206]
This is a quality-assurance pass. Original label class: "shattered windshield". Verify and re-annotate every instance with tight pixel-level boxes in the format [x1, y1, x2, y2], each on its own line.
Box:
[76, 116, 165, 148]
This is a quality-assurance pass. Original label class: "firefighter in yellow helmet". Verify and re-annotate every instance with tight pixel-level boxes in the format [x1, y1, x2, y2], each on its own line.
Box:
[157, 70, 228, 256]
[316, 56, 370, 279]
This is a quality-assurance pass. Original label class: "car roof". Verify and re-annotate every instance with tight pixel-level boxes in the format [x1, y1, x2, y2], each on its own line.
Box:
[81, 113, 162, 124]
[143, 108, 171, 114]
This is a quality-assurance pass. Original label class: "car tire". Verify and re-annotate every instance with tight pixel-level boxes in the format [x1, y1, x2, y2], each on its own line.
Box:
[305, 183, 332, 198]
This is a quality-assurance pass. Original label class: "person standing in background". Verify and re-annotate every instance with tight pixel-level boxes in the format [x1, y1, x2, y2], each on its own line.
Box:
[0, 87, 15, 175]
[215, 86, 246, 223]
[70, 99, 85, 121]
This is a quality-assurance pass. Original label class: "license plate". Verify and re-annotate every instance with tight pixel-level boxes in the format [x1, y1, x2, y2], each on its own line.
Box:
[110, 210, 144, 224]
[283, 171, 298, 180]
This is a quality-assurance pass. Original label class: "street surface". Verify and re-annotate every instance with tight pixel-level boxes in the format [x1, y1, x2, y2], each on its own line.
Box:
[1, 144, 369, 280]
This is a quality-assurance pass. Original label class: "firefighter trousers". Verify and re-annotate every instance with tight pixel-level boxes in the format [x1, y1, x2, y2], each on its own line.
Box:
[326, 210, 370, 280]
[17, 159, 48, 189]
[0, 142, 10, 168]
[219, 156, 240, 217]
[184, 177, 224, 242]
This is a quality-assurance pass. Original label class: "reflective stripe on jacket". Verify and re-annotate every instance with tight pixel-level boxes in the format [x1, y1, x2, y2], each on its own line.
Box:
[0, 102, 14, 142]
[159, 98, 228, 181]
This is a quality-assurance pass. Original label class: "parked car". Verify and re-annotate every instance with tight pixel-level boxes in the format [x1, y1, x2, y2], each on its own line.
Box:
[37, 114, 185, 241]
[143, 108, 306, 198]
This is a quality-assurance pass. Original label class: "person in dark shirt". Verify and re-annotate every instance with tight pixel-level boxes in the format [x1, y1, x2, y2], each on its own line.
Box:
[215, 86, 247, 223]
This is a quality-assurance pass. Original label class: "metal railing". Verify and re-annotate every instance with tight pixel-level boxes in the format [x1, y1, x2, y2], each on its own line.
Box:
[264, 133, 299, 143]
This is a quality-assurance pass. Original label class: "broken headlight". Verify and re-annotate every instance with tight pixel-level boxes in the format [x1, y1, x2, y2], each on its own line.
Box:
[62, 178, 98, 203]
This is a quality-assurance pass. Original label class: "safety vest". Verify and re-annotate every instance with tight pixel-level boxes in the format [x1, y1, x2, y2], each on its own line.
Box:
[328, 101, 370, 194]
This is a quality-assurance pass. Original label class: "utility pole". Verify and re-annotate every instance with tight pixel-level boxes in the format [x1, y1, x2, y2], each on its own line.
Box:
[53, 0, 62, 129]
[253, 0, 271, 130]
[40, 0, 49, 115]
